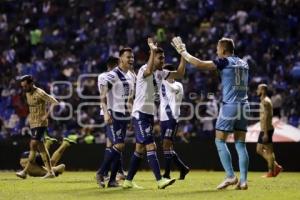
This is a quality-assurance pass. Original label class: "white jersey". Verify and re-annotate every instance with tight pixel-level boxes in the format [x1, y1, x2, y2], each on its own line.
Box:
[127, 70, 137, 98]
[132, 64, 170, 118]
[160, 80, 183, 121]
[97, 71, 113, 115]
[103, 67, 135, 114]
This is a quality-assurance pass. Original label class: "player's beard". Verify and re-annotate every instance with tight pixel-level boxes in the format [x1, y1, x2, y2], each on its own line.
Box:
[25, 86, 33, 93]
[258, 92, 263, 98]
[155, 64, 163, 70]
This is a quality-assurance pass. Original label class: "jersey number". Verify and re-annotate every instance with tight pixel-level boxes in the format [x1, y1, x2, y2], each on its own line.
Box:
[235, 68, 243, 85]
[165, 129, 173, 137]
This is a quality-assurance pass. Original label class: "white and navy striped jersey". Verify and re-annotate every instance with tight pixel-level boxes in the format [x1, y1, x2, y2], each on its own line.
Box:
[159, 80, 183, 121]
[104, 67, 135, 114]
[132, 64, 170, 118]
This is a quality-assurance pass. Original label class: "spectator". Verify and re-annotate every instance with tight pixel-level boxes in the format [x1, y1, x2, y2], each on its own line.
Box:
[0, 0, 299, 142]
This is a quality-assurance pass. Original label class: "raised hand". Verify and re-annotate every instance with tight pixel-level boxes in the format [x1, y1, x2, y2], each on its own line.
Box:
[171, 36, 187, 54]
[148, 37, 157, 51]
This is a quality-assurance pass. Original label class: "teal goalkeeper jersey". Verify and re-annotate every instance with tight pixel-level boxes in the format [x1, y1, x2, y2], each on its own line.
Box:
[213, 56, 249, 103]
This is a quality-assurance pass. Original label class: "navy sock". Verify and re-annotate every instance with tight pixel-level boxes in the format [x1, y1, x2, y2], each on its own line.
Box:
[126, 152, 143, 181]
[97, 147, 111, 175]
[109, 147, 121, 183]
[98, 147, 119, 176]
[147, 151, 162, 181]
[118, 153, 124, 174]
[172, 151, 188, 171]
[163, 150, 173, 176]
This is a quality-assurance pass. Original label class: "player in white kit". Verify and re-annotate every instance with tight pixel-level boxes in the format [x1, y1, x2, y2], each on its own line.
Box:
[123, 38, 185, 189]
[96, 56, 128, 184]
[96, 49, 135, 188]
[159, 64, 190, 180]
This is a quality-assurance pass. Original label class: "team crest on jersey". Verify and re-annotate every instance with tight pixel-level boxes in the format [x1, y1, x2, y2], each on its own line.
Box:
[115, 129, 122, 136]
[107, 74, 115, 79]
[157, 74, 162, 80]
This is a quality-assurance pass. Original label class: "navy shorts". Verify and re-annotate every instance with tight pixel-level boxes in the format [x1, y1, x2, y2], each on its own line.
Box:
[160, 119, 178, 141]
[258, 129, 274, 144]
[133, 112, 154, 145]
[216, 102, 250, 133]
[106, 111, 129, 144]
[30, 127, 48, 141]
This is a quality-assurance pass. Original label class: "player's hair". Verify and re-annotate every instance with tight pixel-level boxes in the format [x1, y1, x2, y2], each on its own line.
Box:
[163, 63, 176, 71]
[119, 47, 133, 57]
[18, 75, 33, 84]
[219, 37, 235, 54]
[259, 83, 268, 92]
[106, 56, 119, 68]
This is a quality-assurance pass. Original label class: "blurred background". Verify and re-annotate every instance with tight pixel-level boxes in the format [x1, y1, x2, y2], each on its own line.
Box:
[0, 0, 300, 147]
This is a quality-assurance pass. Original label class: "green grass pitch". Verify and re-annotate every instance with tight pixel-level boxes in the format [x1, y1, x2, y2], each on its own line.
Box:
[1, 171, 300, 200]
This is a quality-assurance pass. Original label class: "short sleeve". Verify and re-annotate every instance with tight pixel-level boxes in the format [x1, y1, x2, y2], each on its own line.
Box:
[139, 65, 148, 78]
[105, 71, 118, 84]
[36, 88, 58, 104]
[213, 58, 229, 71]
[176, 83, 184, 95]
[97, 74, 107, 90]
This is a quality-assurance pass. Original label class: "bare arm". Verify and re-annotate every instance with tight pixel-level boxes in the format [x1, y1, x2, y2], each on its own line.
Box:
[127, 96, 134, 114]
[143, 38, 157, 78]
[261, 99, 273, 141]
[99, 85, 108, 114]
[261, 113, 268, 137]
[99, 84, 112, 125]
[184, 56, 216, 70]
[171, 36, 217, 71]
[168, 56, 186, 79]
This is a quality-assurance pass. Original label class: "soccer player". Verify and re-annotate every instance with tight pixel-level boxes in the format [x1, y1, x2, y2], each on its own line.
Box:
[122, 38, 185, 189]
[96, 48, 135, 188]
[49, 136, 76, 167]
[96, 56, 127, 181]
[160, 63, 190, 180]
[172, 36, 249, 190]
[19, 137, 72, 177]
[256, 84, 283, 177]
[16, 75, 58, 179]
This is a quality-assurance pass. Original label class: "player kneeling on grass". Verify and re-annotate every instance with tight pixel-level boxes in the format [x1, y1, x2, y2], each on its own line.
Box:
[18, 136, 76, 177]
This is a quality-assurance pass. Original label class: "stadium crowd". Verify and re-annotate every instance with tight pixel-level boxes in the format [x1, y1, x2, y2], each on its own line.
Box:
[0, 0, 300, 143]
